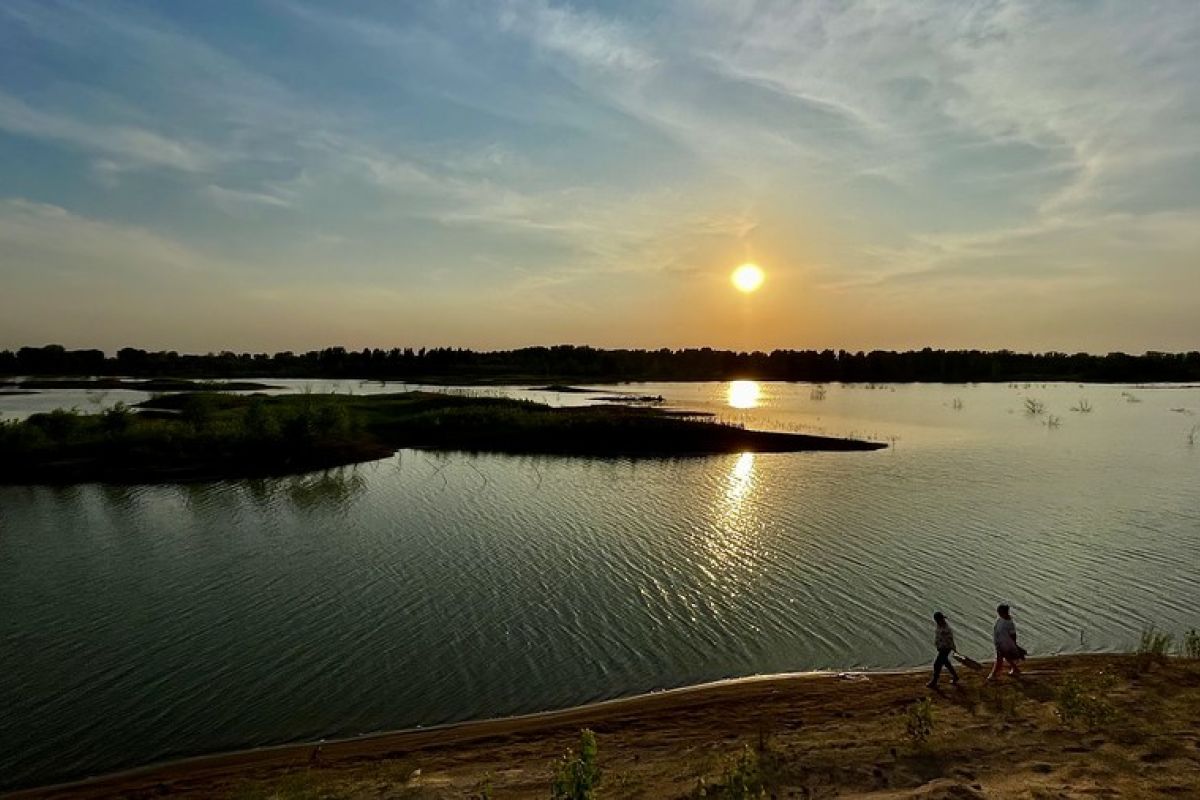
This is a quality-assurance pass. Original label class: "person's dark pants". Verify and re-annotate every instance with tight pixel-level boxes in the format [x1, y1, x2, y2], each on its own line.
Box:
[931, 647, 958, 685]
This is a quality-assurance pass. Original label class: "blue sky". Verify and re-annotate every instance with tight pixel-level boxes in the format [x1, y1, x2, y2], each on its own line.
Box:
[1, 0, 1198, 352]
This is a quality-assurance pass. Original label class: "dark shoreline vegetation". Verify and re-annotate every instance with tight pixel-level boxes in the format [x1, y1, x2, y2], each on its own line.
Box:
[0, 392, 883, 484]
[4, 343, 1200, 384]
[0, 377, 280, 391]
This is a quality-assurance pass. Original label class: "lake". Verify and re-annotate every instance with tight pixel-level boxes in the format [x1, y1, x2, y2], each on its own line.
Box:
[1, 380, 1197, 789]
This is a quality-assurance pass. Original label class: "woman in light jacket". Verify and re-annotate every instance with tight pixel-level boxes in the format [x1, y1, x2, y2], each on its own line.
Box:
[987, 603, 1026, 681]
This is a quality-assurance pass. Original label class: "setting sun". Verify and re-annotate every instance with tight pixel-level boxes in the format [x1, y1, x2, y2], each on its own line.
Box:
[731, 263, 765, 293]
[728, 379, 761, 409]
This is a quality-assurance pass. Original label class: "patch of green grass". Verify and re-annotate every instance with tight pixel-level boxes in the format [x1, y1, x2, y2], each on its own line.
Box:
[697, 745, 768, 799]
[1183, 629, 1200, 659]
[981, 683, 1023, 719]
[1136, 626, 1174, 672]
[1055, 674, 1119, 729]
[903, 698, 936, 745]
[551, 728, 601, 800]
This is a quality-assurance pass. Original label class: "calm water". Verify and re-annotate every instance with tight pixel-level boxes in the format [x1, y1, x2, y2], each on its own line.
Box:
[1, 381, 1198, 789]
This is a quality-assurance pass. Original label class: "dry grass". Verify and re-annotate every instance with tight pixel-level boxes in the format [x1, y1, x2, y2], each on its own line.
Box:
[15, 656, 1200, 800]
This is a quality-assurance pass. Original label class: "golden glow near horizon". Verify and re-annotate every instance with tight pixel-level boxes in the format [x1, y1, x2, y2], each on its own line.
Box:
[731, 263, 765, 293]
[728, 379, 761, 409]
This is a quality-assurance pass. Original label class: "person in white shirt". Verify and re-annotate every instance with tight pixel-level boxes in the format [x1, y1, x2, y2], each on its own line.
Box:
[987, 603, 1026, 681]
[927, 611, 960, 689]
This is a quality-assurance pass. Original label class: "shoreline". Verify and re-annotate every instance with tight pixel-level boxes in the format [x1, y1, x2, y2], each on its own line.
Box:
[11, 652, 1199, 798]
[7, 668, 846, 796]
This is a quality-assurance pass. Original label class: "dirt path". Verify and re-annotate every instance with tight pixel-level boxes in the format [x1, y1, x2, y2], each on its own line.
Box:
[10, 655, 1200, 798]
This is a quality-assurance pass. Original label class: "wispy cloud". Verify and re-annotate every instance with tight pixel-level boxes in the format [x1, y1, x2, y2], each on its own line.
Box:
[0, 92, 216, 172]
[497, 0, 658, 71]
[203, 184, 294, 214]
[1, 0, 1197, 350]
[0, 198, 220, 276]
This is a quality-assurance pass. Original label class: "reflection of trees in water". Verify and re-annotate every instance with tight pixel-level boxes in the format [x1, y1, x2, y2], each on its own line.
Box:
[243, 477, 275, 506]
[99, 483, 138, 511]
[285, 468, 366, 510]
[222, 467, 365, 511]
[181, 468, 370, 511]
[48, 483, 83, 503]
[180, 481, 248, 516]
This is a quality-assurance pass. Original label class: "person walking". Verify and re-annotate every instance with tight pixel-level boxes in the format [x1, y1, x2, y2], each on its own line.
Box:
[987, 603, 1026, 681]
[927, 611, 960, 688]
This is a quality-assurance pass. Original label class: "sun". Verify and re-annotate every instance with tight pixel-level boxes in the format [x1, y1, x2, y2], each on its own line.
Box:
[728, 379, 761, 409]
[731, 263, 765, 293]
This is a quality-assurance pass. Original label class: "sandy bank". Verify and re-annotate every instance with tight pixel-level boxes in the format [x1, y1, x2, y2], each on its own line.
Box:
[10, 654, 1200, 798]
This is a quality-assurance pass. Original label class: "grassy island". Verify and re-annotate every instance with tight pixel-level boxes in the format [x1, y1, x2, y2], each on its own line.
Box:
[0, 391, 883, 484]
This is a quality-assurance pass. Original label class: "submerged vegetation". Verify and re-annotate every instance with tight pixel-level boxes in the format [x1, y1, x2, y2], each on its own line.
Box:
[0, 391, 883, 484]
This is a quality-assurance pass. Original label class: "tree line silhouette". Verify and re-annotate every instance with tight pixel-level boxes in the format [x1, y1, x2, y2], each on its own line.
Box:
[2, 344, 1198, 383]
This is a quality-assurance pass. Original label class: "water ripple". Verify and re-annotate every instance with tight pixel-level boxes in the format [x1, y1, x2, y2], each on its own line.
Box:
[2, 383, 1199, 789]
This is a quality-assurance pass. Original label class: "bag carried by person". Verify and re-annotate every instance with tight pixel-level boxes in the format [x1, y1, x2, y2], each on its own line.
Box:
[1000, 641, 1027, 661]
[952, 653, 984, 670]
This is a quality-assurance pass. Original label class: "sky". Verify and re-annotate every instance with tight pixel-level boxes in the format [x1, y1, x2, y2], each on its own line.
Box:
[1, 0, 1198, 354]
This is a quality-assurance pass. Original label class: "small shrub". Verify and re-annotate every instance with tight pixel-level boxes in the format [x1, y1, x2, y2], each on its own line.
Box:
[1183, 629, 1200, 659]
[982, 684, 1022, 718]
[181, 394, 218, 432]
[1136, 626, 1174, 672]
[1024, 397, 1045, 415]
[551, 729, 600, 800]
[0, 419, 51, 455]
[707, 746, 767, 799]
[29, 408, 84, 440]
[100, 402, 132, 435]
[241, 399, 280, 440]
[904, 698, 935, 744]
[469, 773, 493, 800]
[312, 403, 352, 438]
[1055, 675, 1118, 729]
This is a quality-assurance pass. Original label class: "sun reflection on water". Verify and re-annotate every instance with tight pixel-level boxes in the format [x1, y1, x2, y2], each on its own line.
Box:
[728, 380, 761, 409]
[698, 452, 767, 591]
[727, 451, 755, 503]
